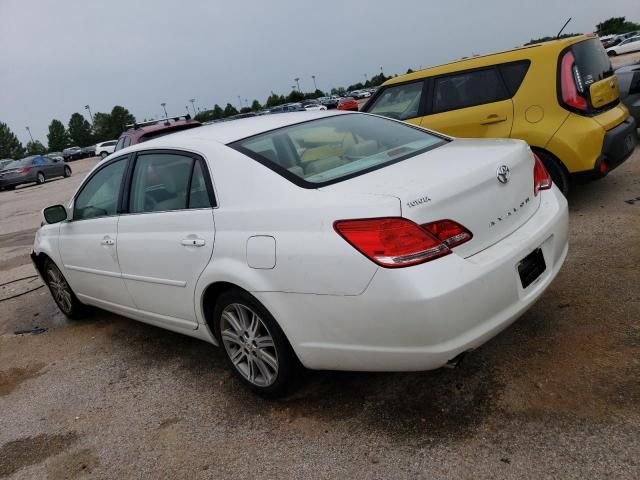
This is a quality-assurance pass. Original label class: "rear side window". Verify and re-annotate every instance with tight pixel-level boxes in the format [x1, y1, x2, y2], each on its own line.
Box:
[115, 137, 126, 151]
[129, 153, 213, 213]
[571, 38, 613, 86]
[499, 61, 530, 96]
[366, 81, 424, 120]
[433, 68, 508, 113]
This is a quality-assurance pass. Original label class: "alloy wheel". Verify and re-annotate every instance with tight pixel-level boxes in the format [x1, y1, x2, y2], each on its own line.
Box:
[220, 303, 279, 387]
[46, 265, 73, 314]
[37, 172, 45, 184]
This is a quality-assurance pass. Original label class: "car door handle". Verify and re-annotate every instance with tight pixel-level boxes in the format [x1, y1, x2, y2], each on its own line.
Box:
[181, 238, 206, 247]
[480, 114, 507, 125]
[101, 238, 115, 246]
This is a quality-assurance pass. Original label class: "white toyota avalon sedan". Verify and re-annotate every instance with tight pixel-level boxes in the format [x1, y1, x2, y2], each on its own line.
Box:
[32, 111, 568, 397]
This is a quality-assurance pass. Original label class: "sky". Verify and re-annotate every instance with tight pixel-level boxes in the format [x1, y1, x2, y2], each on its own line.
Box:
[1, 0, 638, 146]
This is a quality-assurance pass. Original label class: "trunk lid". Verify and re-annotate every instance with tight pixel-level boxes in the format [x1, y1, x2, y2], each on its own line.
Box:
[321, 138, 540, 258]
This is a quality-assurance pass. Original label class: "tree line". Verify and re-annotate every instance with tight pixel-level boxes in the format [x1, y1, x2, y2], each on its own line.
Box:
[0, 105, 135, 159]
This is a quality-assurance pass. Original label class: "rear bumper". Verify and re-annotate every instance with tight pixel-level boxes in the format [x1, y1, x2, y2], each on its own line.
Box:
[574, 115, 637, 179]
[255, 187, 569, 372]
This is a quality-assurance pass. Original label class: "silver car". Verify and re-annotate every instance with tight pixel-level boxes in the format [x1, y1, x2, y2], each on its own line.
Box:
[0, 155, 71, 190]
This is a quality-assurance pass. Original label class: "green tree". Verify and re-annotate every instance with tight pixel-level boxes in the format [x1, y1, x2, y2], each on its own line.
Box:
[596, 16, 640, 35]
[109, 106, 136, 139]
[223, 103, 239, 117]
[46, 119, 68, 152]
[250, 99, 262, 111]
[0, 122, 25, 159]
[265, 94, 286, 108]
[286, 90, 305, 103]
[331, 87, 346, 96]
[313, 89, 326, 98]
[525, 33, 581, 45]
[26, 140, 47, 155]
[240, 107, 253, 114]
[92, 112, 112, 142]
[68, 113, 93, 147]
[212, 104, 224, 119]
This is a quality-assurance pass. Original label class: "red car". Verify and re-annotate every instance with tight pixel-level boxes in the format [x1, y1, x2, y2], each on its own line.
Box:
[337, 97, 359, 111]
[114, 116, 201, 152]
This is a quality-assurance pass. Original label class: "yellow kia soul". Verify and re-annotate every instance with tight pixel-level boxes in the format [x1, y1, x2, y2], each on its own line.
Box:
[362, 35, 637, 194]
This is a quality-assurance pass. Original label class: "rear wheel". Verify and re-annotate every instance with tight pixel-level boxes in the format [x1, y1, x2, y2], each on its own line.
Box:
[63, 166, 72, 177]
[100, 152, 108, 159]
[213, 289, 299, 397]
[36, 172, 45, 185]
[43, 259, 84, 319]
[535, 150, 570, 197]
[607, 50, 617, 57]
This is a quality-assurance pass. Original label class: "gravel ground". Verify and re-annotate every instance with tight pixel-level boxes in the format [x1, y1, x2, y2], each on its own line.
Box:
[0, 140, 639, 479]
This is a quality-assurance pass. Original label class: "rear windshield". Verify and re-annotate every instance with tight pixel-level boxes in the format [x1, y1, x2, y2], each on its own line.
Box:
[230, 113, 447, 187]
[571, 38, 613, 86]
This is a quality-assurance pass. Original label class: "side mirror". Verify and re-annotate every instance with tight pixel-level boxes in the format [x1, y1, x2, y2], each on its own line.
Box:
[42, 205, 68, 224]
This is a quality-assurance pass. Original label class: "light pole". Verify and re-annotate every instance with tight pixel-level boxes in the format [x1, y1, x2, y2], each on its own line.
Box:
[185, 106, 190, 115]
[84, 104, 94, 124]
[363, 73, 367, 84]
[160, 103, 168, 118]
[294, 77, 301, 91]
[311, 75, 317, 91]
[25, 126, 34, 143]
[189, 98, 196, 116]
[237, 96, 242, 110]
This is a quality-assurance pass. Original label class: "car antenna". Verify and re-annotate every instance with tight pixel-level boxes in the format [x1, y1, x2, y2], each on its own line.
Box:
[556, 17, 572, 39]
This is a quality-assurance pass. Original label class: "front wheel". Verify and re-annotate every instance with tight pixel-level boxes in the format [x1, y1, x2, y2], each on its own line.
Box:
[63, 166, 72, 177]
[43, 259, 84, 319]
[100, 152, 108, 159]
[36, 172, 45, 185]
[213, 290, 299, 397]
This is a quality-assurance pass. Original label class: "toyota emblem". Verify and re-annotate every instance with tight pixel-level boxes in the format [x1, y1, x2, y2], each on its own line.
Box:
[496, 165, 510, 184]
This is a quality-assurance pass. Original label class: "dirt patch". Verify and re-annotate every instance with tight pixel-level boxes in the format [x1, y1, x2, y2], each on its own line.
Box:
[0, 432, 79, 478]
[0, 362, 46, 396]
[0, 252, 32, 271]
[47, 448, 99, 480]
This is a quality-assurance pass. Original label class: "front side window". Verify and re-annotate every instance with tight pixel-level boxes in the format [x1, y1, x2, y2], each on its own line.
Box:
[365, 81, 424, 120]
[433, 68, 507, 113]
[231, 114, 447, 187]
[74, 159, 127, 220]
[129, 152, 211, 213]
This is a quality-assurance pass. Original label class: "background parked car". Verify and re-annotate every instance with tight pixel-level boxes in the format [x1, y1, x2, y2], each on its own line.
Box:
[95, 140, 118, 159]
[46, 153, 65, 163]
[319, 96, 340, 109]
[362, 34, 637, 195]
[607, 35, 640, 56]
[616, 61, 640, 124]
[115, 115, 201, 152]
[81, 145, 96, 158]
[0, 155, 71, 190]
[337, 97, 359, 111]
[62, 146, 83, 161]
[301, 99, 328, 111]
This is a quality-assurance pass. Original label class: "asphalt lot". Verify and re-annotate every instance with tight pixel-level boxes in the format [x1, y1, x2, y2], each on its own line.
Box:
[1, 139, 639, 477]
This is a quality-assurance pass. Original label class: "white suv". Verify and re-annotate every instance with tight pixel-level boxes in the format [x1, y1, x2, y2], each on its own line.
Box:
[95, 140, 118, 159]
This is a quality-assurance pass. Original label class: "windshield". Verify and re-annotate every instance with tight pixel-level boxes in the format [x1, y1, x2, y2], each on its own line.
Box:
[231, 113, 447, 187]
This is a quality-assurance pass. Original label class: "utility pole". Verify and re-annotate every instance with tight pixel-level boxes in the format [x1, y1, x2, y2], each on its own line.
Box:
[311, 75, 317, 91]
[25, 126, 34, 143]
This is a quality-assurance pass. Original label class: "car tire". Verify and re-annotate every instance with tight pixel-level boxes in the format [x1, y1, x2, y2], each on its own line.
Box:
[36, 172, 45, 185]
[43, 259, 85, 319]
[63, 166, 72, 177]
[100, 152, 108, 159]
[535, 150, 570, 197]
[607, 50, 617, 57]
[213, 289, 299, 398]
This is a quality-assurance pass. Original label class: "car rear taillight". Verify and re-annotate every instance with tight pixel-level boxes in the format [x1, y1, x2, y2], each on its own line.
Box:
[334, 218, 472, 268]
[20, 167, 30, 173]
[560, 51, 588, 111]
[533, 154, 552, 195]
[422, 220, 473, 249]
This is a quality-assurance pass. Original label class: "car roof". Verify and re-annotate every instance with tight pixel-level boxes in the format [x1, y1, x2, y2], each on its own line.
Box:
[383, 34, 595, 86]
[135, 110, 350, 147]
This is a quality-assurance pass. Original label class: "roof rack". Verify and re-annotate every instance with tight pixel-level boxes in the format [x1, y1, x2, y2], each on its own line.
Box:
[126, 114, 192, 130]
